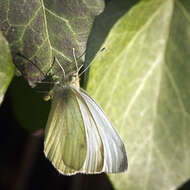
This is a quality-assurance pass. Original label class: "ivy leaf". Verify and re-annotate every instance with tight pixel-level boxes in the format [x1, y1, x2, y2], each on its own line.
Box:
[0, 31, 14, 105]
[0, 0, 104, 132]
[0, 0, 104, 87]
[87, 0, 190, 189]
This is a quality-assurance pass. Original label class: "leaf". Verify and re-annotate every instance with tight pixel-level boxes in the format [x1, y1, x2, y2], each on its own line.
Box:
[0, 0, 104, 132]
[0, 0, 105, 87]
[86, 0, 190, 189]
[0, 31, 14, 105]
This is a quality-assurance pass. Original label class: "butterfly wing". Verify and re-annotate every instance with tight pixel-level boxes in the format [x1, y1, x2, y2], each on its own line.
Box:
[44, 87, 88, 175]
[73, 87, 128, 173]
[44, 85, 127, 175]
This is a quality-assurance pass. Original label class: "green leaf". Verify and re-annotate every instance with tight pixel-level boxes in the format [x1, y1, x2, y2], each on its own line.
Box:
[0, 0, 104, 132]
[0, 0, 104, 87]
[86, 0, 190, 189]
[0, 31, 14, 105]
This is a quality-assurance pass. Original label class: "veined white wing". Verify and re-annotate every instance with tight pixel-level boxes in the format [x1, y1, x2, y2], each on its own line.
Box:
[72, 87, 128, 173]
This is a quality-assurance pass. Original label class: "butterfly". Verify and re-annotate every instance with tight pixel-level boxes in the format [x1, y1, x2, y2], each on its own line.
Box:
[44, 49, 128, 175]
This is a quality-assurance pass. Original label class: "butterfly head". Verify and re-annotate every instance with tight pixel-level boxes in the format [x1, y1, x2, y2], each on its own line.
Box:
[58, 71, 80, 88]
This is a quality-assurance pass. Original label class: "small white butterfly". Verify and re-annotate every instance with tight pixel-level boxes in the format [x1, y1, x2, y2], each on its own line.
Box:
[44, 49, 128, 175]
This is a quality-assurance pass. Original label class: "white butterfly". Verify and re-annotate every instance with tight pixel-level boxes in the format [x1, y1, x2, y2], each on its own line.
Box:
[44, 50, 128, 175]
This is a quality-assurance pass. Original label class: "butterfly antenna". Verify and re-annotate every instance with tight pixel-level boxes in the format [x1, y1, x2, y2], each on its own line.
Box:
[44, 56, 56, 76]
[79, 47, 106, 77]
[54, 57, 66, 78]
[72, 48, 83, 75]
[16, 52, 46, 78]
[76, 49, 86, 61]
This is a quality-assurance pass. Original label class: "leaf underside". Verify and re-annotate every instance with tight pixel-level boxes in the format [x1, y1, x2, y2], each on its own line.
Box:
[0, 0, 104, 132]
[0, 0, 105, 86]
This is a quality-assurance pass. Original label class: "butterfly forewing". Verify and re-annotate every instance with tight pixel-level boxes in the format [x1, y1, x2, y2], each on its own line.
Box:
[75, 88, 128, 173]
[74, 90, 104, 173]
[44, 87, 87, 174]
